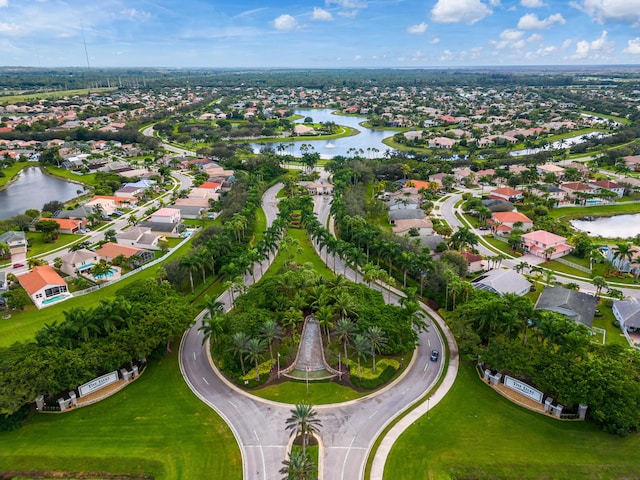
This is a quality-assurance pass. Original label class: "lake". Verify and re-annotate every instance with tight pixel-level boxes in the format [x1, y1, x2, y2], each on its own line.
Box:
[571, 214, 640, 239]
[251, 109, 396, 159]
[0, 167, 83, 219]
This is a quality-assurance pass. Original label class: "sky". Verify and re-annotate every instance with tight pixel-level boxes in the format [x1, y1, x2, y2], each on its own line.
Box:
[2, 0, 640, 68]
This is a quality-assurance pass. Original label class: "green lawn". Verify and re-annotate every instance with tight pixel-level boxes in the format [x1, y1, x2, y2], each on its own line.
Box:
[0, 353, 241, 480]
[263, 228, 334, 280]
[384, 363, 640, 480]
[0, 162, 31, 189]
[0, 240, 195, 348]
[252, 206, 267, 245]
[44, 166, 98, 187]
[250, 379, 365, 404]
[593, 306, 630, 348]
[0, 88, 115, 105]
[26, 232, 83, 257]
[549, 203, 640, 221]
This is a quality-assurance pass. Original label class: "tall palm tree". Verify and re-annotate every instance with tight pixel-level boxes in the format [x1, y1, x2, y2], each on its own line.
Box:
[334, 318, 356, 365]
[365, 326, 387, 374]
[285, 403, 322, 455]
[260, 319, 284, 365]
[180, 254, 200, 293]
[612, 242, 634, 270]
[199, 312, 225, 348]
[593, 275, 607, 297]
[245, 337, 267, 381]
[351, 334, 370, 382]
[315, 304, 336, 342]
[229, 332, 250, 376]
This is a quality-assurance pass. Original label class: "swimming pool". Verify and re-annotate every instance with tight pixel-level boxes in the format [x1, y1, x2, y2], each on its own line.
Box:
[42, 294, 68, 305]
[93, 268, 118, 280]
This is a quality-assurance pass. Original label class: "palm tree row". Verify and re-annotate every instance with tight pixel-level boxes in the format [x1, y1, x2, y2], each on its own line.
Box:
[281, 403, 321, 479]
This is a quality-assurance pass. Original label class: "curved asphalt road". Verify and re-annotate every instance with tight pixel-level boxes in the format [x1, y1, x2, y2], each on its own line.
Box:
[179, 182, 451, 479]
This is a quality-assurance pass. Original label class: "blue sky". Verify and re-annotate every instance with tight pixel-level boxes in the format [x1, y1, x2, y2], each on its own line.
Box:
[2, 0, 640, 68]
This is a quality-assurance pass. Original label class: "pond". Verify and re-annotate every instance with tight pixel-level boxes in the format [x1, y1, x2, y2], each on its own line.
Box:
[571, 214, 640, 239]
[251, 109, 396, 159]
[0, 166, 83, 219]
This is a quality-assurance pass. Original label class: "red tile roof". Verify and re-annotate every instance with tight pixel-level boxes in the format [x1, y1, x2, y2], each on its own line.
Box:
[492, 211, 532, 224]
[18, 265, 66, 295]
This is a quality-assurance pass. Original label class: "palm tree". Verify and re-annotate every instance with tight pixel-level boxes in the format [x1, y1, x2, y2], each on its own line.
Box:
[593, 275, 607, 297]
[199, 312, 225, 348]
[245, 337, 267, 381]
[285, 403, 322, 455]
[365, 326, 387, 374]
[229, 332, 250, 376]
[334, 318, 356, 366]
[180, 254, 200, 293]
[260, 319, 284, 365]
[351, 334, 370, 382]
[612, 242, 634, 271]
[333, 291, 357, 321]
[315, 304, 336, 342]
[280, 450, 316, 480]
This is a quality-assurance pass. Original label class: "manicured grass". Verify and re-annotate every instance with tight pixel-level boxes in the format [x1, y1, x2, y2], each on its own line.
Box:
[593, 305, 631, 347]
[546, 259, 591, 278]
[26, 232, 84, 257]
[581, 110, 631, 126]
[250, 379, 365, 404]
[0, 88, 115, 105]
[44, 166, 98, 187]
[549, 203, 640, 221]
[0, 353, 241, 480]
[384, 363, 640, 480]
[0, 240, 195, 347]
[263, 228, 334, 280]
[252, 206, 267, 245]
[0, 162, 31, 189]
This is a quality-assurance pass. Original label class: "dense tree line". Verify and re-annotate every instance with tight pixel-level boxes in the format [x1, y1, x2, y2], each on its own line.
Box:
[0, 279, 194, 419]
[448, 288, 640, 435]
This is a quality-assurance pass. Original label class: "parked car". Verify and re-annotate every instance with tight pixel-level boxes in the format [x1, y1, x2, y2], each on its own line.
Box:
[430, 350, 439, 362]
[12, 263, 24, 269]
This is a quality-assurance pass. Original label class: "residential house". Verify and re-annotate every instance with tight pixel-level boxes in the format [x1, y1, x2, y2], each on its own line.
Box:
[392, 218, 433, 236]
[428, 137, 454, 149]
[560, 182, 596, 202]
[0, 230, 27, 263]
[612, 299, 640, 334]
[32, 218, 83, 234]
[116, 226, 161, 250]
[623, 155, 640, 170]
[535, 285, 597, 328]
[537, 164, 565, 179]
[388, 209, 426, 225]
[18, 265, 71, 309]
[59, 249, 100, 276]
[461, 251, 484, 273]
[521, 230, 573, 260]
[428, 173, 448, 187]
[151, 207, 181, 224]
[489, 187, 523, 202]
[301, 182, 333, 195]
[588, 179, 625, 198]
[96, 242, 154, 268]
[388, 196, 420, 211]
[472, 269, 531, 296]
[404, 180, 437, 191]
[489, 211, 533, 235]
[606, 245, 640, 276]
[114, 186, 144, 199]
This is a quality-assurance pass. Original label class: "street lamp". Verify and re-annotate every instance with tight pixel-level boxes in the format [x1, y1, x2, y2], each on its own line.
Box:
[427, 397, 430, 420]
[338, 353, 342, 381]
[277, 352, 281, 379]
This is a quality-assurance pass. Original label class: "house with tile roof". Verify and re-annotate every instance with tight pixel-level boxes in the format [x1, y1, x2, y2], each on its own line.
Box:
[521, 230, 572, 260]
[59, 249, 100, 276]
[489, 211, 532, 235]
[31, 218, 83, 234]
[588, 179, 625, 198]
[472, 269, 531, 296]
[18, 265, 71, 309]
[489, 187, 523, 202]
[535, 286, 597, 328]
[613, 298, 640, 334]
[96, 242, 154, 267]
[116, 226, 161, 250]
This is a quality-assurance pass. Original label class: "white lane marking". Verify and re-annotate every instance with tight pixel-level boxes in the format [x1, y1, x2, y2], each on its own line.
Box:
[368, 410, 378, 419]
[402, 388, 409, 395]
[202, 377, 209, 385]
[340, 437, 356, 480]
[259, 443, 267, 480]
[254, 429, 260, 441]
[424, 362, 429, 372]
[228, 400, 238, 409]
[193, 352, 196, 361]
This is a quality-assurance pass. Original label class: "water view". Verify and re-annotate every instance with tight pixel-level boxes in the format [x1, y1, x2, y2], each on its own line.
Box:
[0, 167, 82, 219]
[571, 214, 640, 239]
[251, 109, 395, 159]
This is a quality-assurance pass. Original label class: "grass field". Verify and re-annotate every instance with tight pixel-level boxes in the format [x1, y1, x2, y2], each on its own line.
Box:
[44, 166, 98, 187]
[384, 363, 640, 480]
[250, 379, 365, 404]
[550, 202, 640, 221]
[26, 232, 83, 257]
[0, 163, 31, 189]
[0, 353, 241, 480]
[0, 88, 115, 105]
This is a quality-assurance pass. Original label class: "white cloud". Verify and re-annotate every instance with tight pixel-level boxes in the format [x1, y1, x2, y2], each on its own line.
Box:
[0, 0, 8, 7]
[337, 10, 359, 18]
[406, 22, 427, 34]
[623, 37, 640, 54]
[312, 7, 333, 21]
[517, 13, 565, 30]
[326, 0, 367, 8]
[353, 54, 362, 61]
[490, 29, 525, 49]
[431, 0, 492, 24]
[488, 0, 501, 5]
[561, 38, 573, 49]
[571, 0, 640, 25]
[573, 30, 614, 59]
[0, 23, 23, 35]
[120, 9, 151, 20]
[273, 14, 298, 31]
[430, 36, 441, 44]
[440, 49, 454, 60]
[521, 0, 545, 6]
[411, 50, 426, 61]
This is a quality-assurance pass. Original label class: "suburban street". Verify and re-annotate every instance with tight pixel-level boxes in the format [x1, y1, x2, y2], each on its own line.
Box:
[179, 181, 452, 480]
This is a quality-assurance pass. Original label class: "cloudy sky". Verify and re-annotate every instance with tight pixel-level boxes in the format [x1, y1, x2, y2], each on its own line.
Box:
[2, 0, 640, 68]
